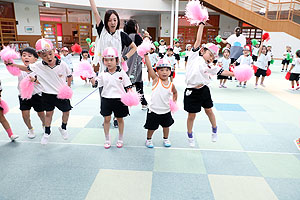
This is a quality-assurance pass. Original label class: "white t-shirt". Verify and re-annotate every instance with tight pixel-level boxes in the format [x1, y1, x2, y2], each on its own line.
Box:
[164, 55, 176, 71]
[149, 79, 173, 114]
[81, 57, 92, 64]
[173, 46, 181, 54]
[18, 71, 43, 95]
[28, 59, 72, 95]
[267, 51, 273, 61]
[159, 45, 167, 54]
[226, 34, 246, 47]
[149, 52, 159, 67]
[96, 66, 131, 99]
[291, 58, 300, 73]
[186, 48, 223, 88]
[236, 55, 253, 66]
[218, 57, 231, 71]
[185, 50, 192, 57]
[61, 54, 73, 69]
[255, 54, 268, 70]
[252, 47, 259, 56]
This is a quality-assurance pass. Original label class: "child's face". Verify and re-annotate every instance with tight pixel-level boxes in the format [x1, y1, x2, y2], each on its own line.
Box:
[223, 50, 230, 58]
[267, 46, 271, 51]
[157, 67, 171, 80]
[226, 44, 231, 48]
[262, 46, 267, 54]
[62, 50, 68, 56]
[175, 42, 180, 47]
[39, 50, 56, 65]
[21, 52, 37, 66]
[287, 46, 291, 51]
[150, 48, 154, 53]
[202, 49, 214, 64]
[167, 49, 173, 56]
[255, 44, 259, 48]
[103, 57, 117, 70]
[243, 50, 250, 56]
[83, 53, 89, 58]
[187, 46, 192, 51]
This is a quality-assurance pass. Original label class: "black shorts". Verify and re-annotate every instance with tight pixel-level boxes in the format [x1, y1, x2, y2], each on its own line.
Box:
[100, 97, 129, 118]
[282, 59, 290, 65]
[252, 55, 258, 62]
[169, 71, 174, 78]
[184, 86, 213, 113]
[144, 110, 174, 130]
[159, 53, 165, 58]
[174, 53, 180, 61]
[19, 93, 45, 112]
[268, 61, 271, 67]
[217, 75, 228, 80]
[231, 58, 237, 64]
[289, 73, 300, 81]
[255, 68, 267, 77]
[185, 56, 189, 62]
[42, 93, 72, 112]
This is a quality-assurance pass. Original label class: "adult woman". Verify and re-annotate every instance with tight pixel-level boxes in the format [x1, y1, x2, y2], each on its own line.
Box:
[123, 19, 148, 109]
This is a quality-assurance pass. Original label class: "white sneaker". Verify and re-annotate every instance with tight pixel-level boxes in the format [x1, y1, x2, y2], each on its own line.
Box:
[242, 85, 246, 88]
[163, 139, 171, 147]
[10, 135, 19, 142]
[58, 127, 68, 140]
[28, 128, 36, 139]
[188, 138, 195, 147]
[212, 133, 218, 142]
[41, 133, 50, 145]
[260, 84, 266, 87]
[145, 140, 154, 148]
[254, 84, 258, 89]
[142, 105, 148, 110]
[289, 88, 295, 91]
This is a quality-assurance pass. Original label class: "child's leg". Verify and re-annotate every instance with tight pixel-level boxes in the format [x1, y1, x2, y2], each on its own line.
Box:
[37, 111, 46, 126]
[116, 117, 124, 140]
[145, 130, 155, 148]
[260, 76, 265, 85]
[21, 110, 33, 130]
[204, 108, 216, 128]
[291, 80, 295, 88]
[61, 111, 70, 129]
[255, 76, 259, 85]
[103, 115, 111, 141]
[219, 79, 223, 85]
[187, 113, 196, 135]
[223, 79, 227, 85]
[44, 111, 54, 134]
[244, 81, 247, 85]
[0, 110, 15, 139]
[162, 127, 171, 147]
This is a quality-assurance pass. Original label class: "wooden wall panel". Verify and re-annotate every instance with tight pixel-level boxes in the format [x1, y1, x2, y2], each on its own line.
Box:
[17, 35, 41, 48]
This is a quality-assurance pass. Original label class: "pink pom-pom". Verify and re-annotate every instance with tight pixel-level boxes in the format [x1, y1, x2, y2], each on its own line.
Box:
[74, 61, 95, 78]
[57, 85, 73, 99]
[0, 46, 20, 62]
[0, 100, 9, 115]
[20, 76, 34, 100]
[262, 33, 270, 42]
[137, 40, 152, 58]
[121, 90, 141, 107]
[6, 61, 21, 76]
[71, 43, 82, 54]
[185, 0, 209, 25]
[169, 99, 179, 113]
[121, 62, 128, 72]
[233, 64, 254, 82]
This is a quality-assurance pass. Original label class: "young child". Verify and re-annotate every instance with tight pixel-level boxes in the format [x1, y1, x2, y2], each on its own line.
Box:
[91, 47, 132, 149]
[147, 47, 159, 86]
[254, 42, 268, 88]
[267, 45, 273, 67]
[18, 47, 45, 139]
[60, 47, 74, 71]
[164, 46, 176, 82]
[80, 50, 92, 84]
[235, 46, 253, 88]
[158, 39, 167, 58]
[282, 45, 293, 72]
[0, 80, 19, 141]
[217, 48, 231, 88]
[9, 39, 73, 145]
[252, 43, 260, 62]
[173, 41, 182, 66]
[144, 55, 177, 148]
[184, 23, 234, 147]
[288, 50, 300, 90]
[185, 44, 192, 67]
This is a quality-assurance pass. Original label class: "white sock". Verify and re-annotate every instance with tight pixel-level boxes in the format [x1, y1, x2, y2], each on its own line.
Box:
[118, 134, 123, 141]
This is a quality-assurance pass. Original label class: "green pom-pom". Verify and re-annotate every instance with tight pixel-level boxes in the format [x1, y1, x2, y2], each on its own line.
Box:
[289, 58, 293, 63]
[89, 44, 93, 48]
[215, 35, 222, 43]
[179, 52, 186, 57]
[154, 41, 159, 47]
[270, 59, 274, 64]
[287, 53, 291, 60]
[251, 39, 258, 46]
[86, 38, 91, 43]
[174, 38, 179, 42]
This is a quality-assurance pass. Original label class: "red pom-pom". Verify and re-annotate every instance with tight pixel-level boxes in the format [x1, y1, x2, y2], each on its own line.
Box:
[89, 48, 94, 56]
[172, 71, 175, 79]
[71, 43, 82, 54]
[229, 65, 235, 72]
[262, 33, 270, 42]
[285, 72, 291, 80]
[252, 65, 258, 73]
[266, 68, 271, 76]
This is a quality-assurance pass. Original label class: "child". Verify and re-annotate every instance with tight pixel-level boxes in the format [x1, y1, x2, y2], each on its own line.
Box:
[288, 50, 300, 90]
[147, 47, 159, 86]
[252, 43, 260, 62]
[91, 47, 132, 149]
[184, 23, 234, 147]
[80, 50, 92, 84]
[18, 47, 45, 138]
[158, 39, 167, 58]
[144, 55, 177, 148]
[60, 47, 74, 71]
[282, 45, 293, 72]
[164, 46, 176, 82]
[185, 44, 192, 67]
[267, 45, 273, 67]
[173, 41, 182, 66]
[9, 39, 73, 145]
[235, 46, 253, 88]
[217, 48, 231, 88]
[254, 41, 268, 88]
[0, 81, 19, 141]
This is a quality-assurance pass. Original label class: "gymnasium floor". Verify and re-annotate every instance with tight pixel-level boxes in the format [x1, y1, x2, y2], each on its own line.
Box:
[0, 58, 299, 200]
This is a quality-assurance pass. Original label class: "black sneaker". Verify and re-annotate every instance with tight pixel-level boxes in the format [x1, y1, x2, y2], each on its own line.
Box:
[113, 120, 118, 128]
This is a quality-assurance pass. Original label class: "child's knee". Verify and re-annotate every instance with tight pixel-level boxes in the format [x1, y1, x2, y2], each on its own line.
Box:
[188, 113, 196, 120]
[205, 108, 213, 115]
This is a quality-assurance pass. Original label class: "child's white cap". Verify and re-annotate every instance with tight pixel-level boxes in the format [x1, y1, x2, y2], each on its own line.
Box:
[35, 38, 53, 52]
[102, 47, 118, 58]
[61, 47, 68, 51]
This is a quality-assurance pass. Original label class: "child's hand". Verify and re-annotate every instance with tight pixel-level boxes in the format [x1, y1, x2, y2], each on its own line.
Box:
[4, 60, 13, 66]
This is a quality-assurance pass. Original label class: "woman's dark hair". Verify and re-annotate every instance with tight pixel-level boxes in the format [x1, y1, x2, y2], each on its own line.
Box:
[123, 19, 138, 35]
[80, 50, 90, 61]
[104, 10, 120, 33]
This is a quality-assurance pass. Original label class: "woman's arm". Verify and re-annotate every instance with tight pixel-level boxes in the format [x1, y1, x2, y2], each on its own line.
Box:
[122, 42, 137, 62]
[89, 0, 101, 26]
